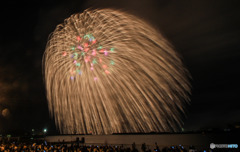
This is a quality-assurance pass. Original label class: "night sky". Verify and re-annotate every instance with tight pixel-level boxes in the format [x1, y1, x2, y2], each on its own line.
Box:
[0, 0, 240, 134]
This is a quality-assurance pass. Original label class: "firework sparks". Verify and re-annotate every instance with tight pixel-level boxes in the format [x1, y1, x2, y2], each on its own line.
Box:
[43, 9, 191, 134]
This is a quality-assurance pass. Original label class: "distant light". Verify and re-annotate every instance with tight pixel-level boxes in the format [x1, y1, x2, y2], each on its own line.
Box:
[77, 36, 81, 41]
[62, 51, 67, 56]
[102, 65, 107, 69]
[110, 60, 115, 65]
[110, 48, 115, 52]
[71, 46, 75, 50]
[105, 70, 110, 74]
[104, 50, 108, 56]
[92, 58, 97, 64]
[92, 39, 96, 44]
[84, 48, 89, 52]
[84, 43, 88, 47]
[43, 129, 47, 133]
[92, 50, 96, 56]
[181, 128, 184, 132]
[235, 125, 240, 128]
[32, 129, 35, 132]
[77, 45, 83, 50]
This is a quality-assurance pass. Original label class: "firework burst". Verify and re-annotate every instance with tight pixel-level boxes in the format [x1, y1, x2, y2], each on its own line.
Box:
[43, 9, 191, 134]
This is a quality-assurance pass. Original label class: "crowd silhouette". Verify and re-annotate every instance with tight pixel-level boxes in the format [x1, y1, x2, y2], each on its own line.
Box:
[0, 141, 238, 152]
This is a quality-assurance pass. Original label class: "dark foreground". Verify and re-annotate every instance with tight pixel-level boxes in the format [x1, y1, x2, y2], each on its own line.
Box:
[1, 131, 239, 152]
[0, 142, 239, 152]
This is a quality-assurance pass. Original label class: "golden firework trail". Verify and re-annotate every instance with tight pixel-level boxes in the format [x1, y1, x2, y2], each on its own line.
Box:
[43, 9, 191, 134]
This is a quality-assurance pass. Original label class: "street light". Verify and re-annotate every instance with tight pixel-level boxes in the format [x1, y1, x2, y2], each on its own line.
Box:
[43, 128, 47, 133]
